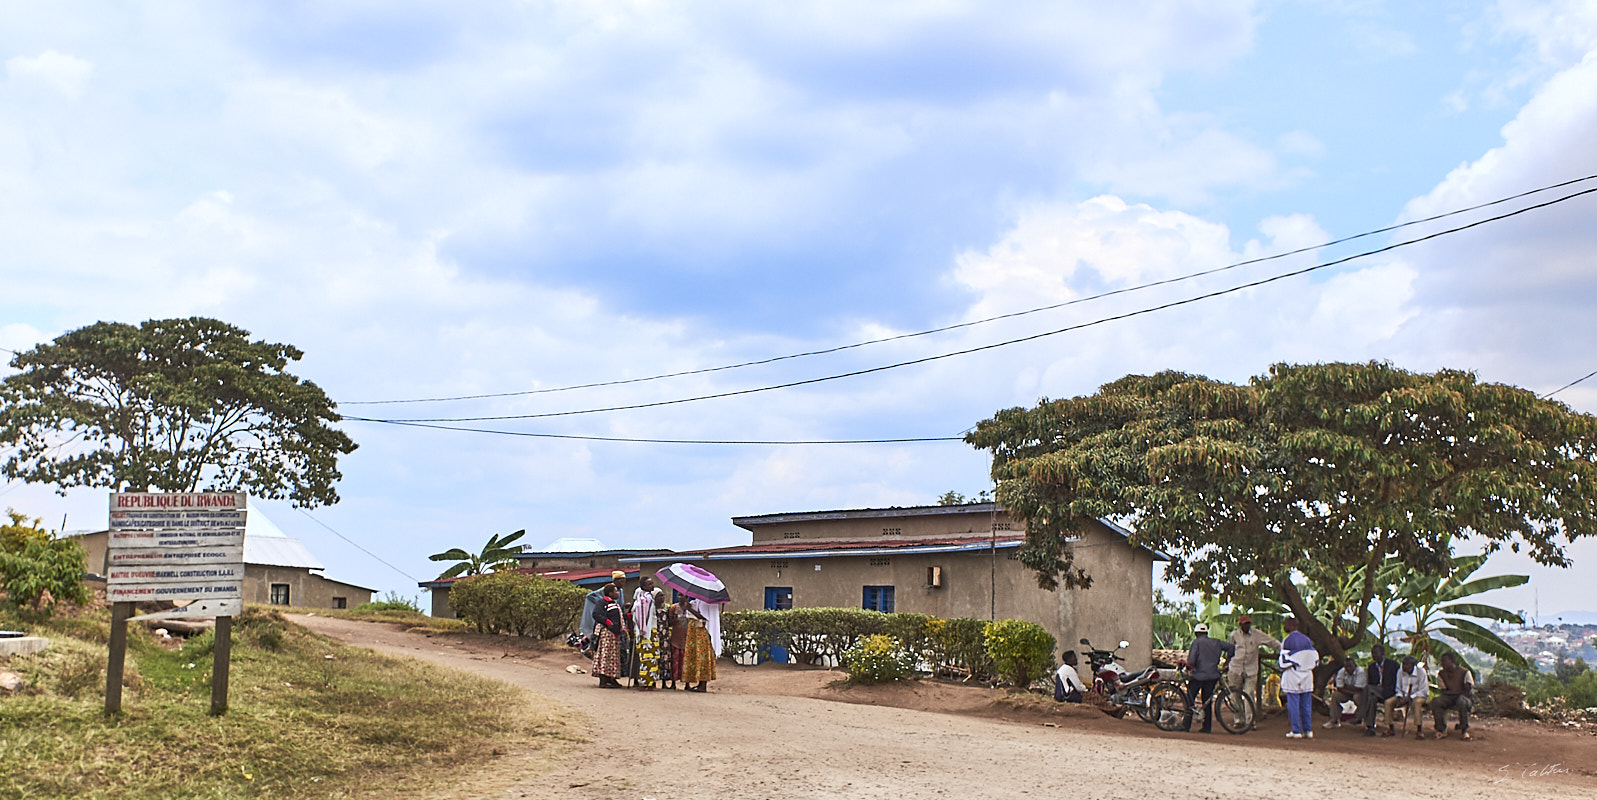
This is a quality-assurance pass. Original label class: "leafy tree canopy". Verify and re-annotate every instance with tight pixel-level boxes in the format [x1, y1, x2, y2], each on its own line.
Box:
[0, 317, 356, 507]
[966, 361, 1597, 664]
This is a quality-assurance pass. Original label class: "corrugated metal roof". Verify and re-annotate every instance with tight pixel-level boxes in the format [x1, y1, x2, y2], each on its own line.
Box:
[618, 534, 1027, 562]
[243, 535, 324, 570]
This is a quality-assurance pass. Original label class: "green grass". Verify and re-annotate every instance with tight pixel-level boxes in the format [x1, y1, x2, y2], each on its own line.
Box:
[0, 605, 580, 800]
[308, 606, 470, 633]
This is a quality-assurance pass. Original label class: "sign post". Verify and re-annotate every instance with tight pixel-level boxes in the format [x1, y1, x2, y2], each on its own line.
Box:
[104, 492, 246, 715]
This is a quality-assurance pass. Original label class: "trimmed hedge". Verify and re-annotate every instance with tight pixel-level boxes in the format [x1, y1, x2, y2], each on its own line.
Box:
[724, 607, 1045, 684]
[448, 571, 588, 638]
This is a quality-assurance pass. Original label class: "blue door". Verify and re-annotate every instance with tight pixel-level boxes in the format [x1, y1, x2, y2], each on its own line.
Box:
[763, 587, 793, 663]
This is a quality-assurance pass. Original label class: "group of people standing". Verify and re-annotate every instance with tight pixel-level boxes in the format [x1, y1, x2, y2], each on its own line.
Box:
[580, 572, 722, 692]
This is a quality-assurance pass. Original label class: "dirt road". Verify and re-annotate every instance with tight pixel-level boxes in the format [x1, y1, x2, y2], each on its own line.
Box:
[294, 616, 1594, 800]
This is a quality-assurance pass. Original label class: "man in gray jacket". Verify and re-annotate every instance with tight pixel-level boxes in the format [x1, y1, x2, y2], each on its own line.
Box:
[1180, 623, 1236, 733]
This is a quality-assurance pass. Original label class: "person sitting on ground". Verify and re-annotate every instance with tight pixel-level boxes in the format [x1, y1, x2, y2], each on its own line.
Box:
[1054, 650, 1088, 703]
[1179, 623, 1236, 734]
[1362, 644, 1401, 737]
[1384, 655, 1429, 738]
[1324, 657, 1366, 728]
[1431, 652, 1475, 741]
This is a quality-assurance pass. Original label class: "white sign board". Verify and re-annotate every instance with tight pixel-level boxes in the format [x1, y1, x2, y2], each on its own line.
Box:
[108, 492, 246, 617]
[110, 492, 246, 528]
[106, 581, 245, 603]
[107, 545, 244, 568]
[128, 598, 244, 622]
[108, 529, 245, 549]
[107, 565, 244, 584]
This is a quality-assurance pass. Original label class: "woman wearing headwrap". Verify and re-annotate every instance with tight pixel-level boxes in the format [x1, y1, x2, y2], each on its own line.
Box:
[630, 576, 668, 690]
[592, 584, 626, 689]
[680, 596, 721, 692]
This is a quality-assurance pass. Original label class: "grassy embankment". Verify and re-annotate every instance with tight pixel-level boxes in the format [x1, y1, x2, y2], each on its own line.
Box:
[0, 604, 581, 799]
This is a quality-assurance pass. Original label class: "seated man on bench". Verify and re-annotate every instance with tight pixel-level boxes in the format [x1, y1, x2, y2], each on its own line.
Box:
[1384, 656, 1428, 738]
[1431, 652, 1475, 741]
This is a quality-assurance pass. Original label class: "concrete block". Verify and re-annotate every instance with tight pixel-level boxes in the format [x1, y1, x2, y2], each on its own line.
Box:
[0, 636, 50, 656]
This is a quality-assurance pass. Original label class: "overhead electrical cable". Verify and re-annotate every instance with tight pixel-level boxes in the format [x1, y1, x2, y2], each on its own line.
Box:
[348, 182, 1597, 424]
[1543, 369, 1597, 400]
[351, 417, 965, 444]
[341, 173, 1597, 406]
[296, 508, 420, 582]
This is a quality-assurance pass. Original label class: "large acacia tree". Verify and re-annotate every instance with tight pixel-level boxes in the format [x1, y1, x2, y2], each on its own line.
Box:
[966, 361, 1597, 667]
[0, 317, 357, 507]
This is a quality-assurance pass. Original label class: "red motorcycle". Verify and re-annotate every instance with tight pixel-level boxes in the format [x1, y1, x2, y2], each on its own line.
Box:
[1079, 638, 1176, 722]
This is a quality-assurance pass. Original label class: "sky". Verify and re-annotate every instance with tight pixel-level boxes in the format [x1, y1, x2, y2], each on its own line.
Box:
[3, 1, 1596, 620]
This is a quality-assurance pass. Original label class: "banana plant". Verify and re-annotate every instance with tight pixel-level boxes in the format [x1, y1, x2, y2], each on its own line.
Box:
[1386, 553, 1527, 669]
[428, 529, 527, 579]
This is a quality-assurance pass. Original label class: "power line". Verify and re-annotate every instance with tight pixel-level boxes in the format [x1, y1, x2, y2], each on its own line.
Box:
[295, 508, 420, 582]
[340, 173, 1597, 406]
[348, 416, 965, 444]
[1543, 369, 1597, 399]
[360, 182, 1597, 424]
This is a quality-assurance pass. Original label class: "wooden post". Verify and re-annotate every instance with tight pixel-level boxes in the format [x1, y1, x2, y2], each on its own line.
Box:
[105, 601, 132, 715]
[210, 614, 232, 716]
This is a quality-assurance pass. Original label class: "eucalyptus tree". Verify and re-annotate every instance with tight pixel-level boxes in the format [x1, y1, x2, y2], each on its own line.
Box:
[967, 361, 1597, 668]
[0, 317, 356, 507]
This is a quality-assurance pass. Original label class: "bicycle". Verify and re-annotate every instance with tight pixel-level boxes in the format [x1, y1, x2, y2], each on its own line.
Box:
[1152, 661, 1256, 734]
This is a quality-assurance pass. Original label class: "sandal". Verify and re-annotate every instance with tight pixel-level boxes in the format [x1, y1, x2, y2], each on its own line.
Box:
[1461, 731, 1472, 741]
[1435, 730, 1448, 740]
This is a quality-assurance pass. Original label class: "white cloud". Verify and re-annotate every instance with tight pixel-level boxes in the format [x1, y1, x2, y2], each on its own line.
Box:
[1392, 51, 1597, 390]
[5, 50, 94, 98]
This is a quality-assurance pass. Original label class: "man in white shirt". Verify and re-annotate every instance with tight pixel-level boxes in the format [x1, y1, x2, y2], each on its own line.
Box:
[1054, 650, 1088, 703]
[1383, 655, 1429, 738]
[1323, 658, 1367, 728]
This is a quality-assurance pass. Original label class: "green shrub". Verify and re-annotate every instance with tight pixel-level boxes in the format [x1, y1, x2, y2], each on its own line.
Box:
[840, 634, 918, 684]
[354, 591, 422, 613]
[448, 571, 587, 638]
[0, 511, 88, 618]
[983, 618, 1055, 688]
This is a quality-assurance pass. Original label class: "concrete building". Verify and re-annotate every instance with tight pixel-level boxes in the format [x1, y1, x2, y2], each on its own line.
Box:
[74, 507, 376, 611]
[622, 502, 1165, 666]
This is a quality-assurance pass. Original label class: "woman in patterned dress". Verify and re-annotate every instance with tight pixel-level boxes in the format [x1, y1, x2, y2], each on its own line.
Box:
[630, 576, 668, 690]
[592, 584, 625, 688]
[680, 596, 720, 692]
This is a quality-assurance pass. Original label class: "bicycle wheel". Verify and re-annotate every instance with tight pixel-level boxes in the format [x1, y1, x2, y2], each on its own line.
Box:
[1153, 685, 1190, 732]
[1216, 688, 1255, 734]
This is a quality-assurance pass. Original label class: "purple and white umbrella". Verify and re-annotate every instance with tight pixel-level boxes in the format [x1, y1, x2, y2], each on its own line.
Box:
[656, 562, 730, 604]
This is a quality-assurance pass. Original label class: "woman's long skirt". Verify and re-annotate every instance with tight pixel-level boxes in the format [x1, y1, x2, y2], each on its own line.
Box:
[635, 628, 664, 688]
[594, 627, 622, 679]
[681, 624, 716, 683]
